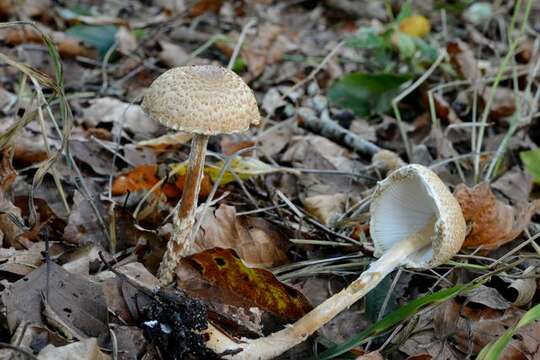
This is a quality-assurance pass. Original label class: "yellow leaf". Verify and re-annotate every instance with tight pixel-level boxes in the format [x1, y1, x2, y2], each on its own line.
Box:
[399, 15, 431, 37]
[205, 157, 278, 185]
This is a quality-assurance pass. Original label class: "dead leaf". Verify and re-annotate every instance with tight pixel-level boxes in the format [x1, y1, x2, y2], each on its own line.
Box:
[189, 0, 223, 16]
[115, 26, 137, 55]
[1, 26, 98, 59]
[38, 338, 110, 360]
[63, 191, 108, 248]
[455, 182, 539, 250]
[356, 351, 384, 360]
[304, 193, 346, 226]
[242, 23, 295, 78]
[192, 204, 289, 268]
[179, 247, 312, 323]
[482, 86, 516, 120]
[402, 299, 540, 359]
[80, 97, 162, 139]
[111, 163, 212, 199]
[492, 166, 533, 205]
[447, 40, 481, 85]
[158, 40, 189, 67]
[2, 262, 108, 339]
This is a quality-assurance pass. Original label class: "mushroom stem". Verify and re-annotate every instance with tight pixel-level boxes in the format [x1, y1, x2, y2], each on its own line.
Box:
[206, 220, 435, 359]
[158, 134, 209, 285]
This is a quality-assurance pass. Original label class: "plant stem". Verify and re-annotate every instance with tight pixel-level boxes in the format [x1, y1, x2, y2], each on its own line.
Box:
[158, 134, 209, 285]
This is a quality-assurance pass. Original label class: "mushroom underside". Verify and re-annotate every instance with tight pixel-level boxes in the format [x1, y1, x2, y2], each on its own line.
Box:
[371, 173, 441, 267]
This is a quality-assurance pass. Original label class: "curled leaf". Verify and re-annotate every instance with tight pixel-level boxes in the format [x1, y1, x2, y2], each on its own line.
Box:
[454, 183, 539, 250]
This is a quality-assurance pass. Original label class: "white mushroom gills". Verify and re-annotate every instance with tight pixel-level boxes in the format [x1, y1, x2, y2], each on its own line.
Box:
[205, 164, 466, 359]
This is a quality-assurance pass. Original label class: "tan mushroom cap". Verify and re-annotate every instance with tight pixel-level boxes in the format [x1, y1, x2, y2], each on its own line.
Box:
[369, 164, 466, 268]
[142, 65, 260, 135]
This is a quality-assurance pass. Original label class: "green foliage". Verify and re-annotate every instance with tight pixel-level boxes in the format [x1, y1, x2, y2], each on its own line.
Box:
[328, 73, 410, 117]
[65, 25, 118, 57]
[520, 149, 540, 183]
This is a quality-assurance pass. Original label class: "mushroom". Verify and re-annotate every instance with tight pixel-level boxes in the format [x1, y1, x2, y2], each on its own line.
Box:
[205, 164, 466, 359]
[142, 65, 260, 284]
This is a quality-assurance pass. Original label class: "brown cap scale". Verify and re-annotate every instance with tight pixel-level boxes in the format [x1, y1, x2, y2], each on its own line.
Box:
[142, 65, 260, 135]
[142, 65, 260, 285]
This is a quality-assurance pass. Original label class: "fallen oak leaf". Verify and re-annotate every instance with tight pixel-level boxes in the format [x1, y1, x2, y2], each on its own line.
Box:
[454, 182, 539, 250]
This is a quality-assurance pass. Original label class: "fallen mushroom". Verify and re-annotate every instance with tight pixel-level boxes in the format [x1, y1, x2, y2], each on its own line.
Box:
[142, 65, 260, 284]
[205, 164, 466, 359]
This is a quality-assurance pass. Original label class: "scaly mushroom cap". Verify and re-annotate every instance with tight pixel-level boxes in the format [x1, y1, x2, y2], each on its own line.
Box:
[369, 164, 466, 268]
[142, 65, 260, 135]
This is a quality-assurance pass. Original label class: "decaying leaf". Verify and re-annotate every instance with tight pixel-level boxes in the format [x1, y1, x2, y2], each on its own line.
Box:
[304, 193, 346, 226]
[111, 163, 212, 199]
[447, 40, 481, 85]
[481, 86, 516, 120]
[192, 204, 289, 268]
[454, 182, 539, 250]
[80, 97, 162, 139]
[205, 157, 280, 185]
[401, 299, 540, 359]
[38, 338, 110, 360]
[2, 262, 108, 339]
[179, 248, 312, 323]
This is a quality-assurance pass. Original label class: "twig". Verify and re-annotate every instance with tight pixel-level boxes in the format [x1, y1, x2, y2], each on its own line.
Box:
[227, 18, 256, 70]
[297, 108, 381, 157]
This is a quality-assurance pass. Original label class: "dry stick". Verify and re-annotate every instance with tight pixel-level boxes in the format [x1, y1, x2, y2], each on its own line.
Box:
[297, 108, 381, 157]
[206, 221, 435, 359]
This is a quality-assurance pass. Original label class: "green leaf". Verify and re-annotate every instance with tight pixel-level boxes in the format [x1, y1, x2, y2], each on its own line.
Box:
[394, 32, 416, 58]
[65, 25, 118, 57]
[328, 73, 411, 117]
[477, 302, 540, 360]
[396, 0, 413, 22]
[520, 149, 540, 183]
[314, 280, 483, 360]
[345, 28, 387, 50]
[414, 37, 439, 63]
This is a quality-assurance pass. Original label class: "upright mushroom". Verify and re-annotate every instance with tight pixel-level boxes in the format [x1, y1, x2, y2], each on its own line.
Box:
[142, 65, 260, 284]
[206, 164, 466, 359]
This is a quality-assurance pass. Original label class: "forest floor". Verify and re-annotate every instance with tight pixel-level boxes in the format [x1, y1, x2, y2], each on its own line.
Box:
[0, 0, 540, 359]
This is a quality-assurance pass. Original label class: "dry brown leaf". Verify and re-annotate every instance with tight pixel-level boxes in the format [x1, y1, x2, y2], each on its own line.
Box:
[304, 193, 346, 226]
[481, 86, 516, 120]
[401, 299, 540, 359]
[38, 338, 110, 360]
[192, 204, 289, 268]
[454, 182, 539, 250]
[447, 40, 481, 85]
[1, 26, 97, 59]
[242, 23, 295, 78]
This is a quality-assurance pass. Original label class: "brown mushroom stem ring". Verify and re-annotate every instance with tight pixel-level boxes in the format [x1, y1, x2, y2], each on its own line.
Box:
[158, 134, 209, 284]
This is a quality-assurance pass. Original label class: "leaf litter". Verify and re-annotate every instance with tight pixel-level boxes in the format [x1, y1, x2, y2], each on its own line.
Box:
[0, 1, 539, 359]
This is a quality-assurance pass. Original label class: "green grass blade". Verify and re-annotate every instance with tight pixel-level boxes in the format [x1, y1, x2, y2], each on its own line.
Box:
[477, 302, 540, 360]
[314, 281, 483, 360]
